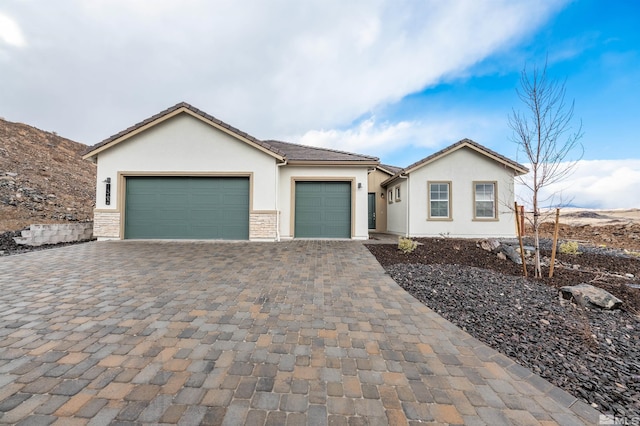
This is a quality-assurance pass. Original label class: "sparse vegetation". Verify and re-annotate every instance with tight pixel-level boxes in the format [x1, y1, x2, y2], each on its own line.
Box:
[398, 237, 418, 254]
[509, 60, 583, 278]
[0, 117, 96, 232]
[559, 240, 581, 255]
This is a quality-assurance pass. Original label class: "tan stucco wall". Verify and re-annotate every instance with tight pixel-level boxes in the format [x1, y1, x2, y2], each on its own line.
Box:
[366, 169, 391, 233]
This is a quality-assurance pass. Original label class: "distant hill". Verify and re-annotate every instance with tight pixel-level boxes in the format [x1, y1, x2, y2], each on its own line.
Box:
[0, 117, 96, 232]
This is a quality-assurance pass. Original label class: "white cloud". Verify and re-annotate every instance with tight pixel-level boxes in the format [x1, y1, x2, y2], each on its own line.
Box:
[0, 12, 26, 47]
[516, 159, 640, 209]
[0, 0, 565, 143]
[297, 113, 498, 158]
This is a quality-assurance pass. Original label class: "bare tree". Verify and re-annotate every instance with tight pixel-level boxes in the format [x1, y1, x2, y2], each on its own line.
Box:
[509, 61, 583, 278]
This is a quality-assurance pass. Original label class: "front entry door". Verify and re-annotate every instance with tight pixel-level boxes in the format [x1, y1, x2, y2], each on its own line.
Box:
[368, 193, 376, 229]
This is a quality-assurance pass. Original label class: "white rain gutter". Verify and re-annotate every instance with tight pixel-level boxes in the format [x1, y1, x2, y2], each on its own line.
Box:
[275, 159, 288, 241]
[397, 174, 410, 237]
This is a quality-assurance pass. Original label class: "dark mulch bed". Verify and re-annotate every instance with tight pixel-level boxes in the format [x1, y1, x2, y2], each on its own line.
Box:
[367, 238, 640, 312]
[366, 238, 640, 419]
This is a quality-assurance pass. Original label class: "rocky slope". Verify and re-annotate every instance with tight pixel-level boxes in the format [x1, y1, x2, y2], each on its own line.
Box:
[0, 117, 96, 232]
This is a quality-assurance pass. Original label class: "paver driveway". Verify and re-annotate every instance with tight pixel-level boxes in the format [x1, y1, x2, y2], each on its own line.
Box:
[0, 241, 599, 425]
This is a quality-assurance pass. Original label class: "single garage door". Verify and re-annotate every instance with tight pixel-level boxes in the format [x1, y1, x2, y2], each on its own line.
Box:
[125, 176, 249, 239]
[295, 181, 351, 238]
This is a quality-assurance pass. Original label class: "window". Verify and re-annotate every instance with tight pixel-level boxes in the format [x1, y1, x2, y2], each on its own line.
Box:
[474, 182, 496, 219]
[395, 186, 401, 202]
[388, 189, 393, 204]
[428, 182, 451, 219]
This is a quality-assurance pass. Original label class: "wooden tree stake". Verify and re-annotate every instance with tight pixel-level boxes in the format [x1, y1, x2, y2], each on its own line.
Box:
[514, 202, 528, 278]
[549, 208, 561, 278]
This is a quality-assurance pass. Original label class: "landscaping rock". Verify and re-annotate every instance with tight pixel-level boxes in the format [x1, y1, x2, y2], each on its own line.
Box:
[500, 243, 522, 264]
[560, 283, 623, 310]
[366, 238, 640, 420]
[477, 238, 501, 252]
[383, 262, 640, 420]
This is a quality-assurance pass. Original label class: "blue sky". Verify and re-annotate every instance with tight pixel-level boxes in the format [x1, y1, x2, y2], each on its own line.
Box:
[346, 0, 640, 167]
[0, 0, 638, 208]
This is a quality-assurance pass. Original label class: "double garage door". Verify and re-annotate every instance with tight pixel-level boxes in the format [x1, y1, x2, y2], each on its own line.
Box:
[125, 177, 249, 239]
[124, 177, 352, 239]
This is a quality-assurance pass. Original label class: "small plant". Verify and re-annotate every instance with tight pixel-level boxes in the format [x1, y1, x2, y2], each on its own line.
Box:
[559, 241, 581, 255]
[624, 249, 640, 258]
[398, 237, 418, 254]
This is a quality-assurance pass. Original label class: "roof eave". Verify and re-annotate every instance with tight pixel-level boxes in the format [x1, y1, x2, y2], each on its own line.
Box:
[82, 106, 285, 162]
[381, 173, 405, 187]
[403, 141, 527, 175]
[285, 160, 379, 167]
[376, 165, 396, 176]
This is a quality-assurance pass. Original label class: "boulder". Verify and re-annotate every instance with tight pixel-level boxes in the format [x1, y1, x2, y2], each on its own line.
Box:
[500, 244, 522, 264]
[478, 239, 501, 252]
[559, 283, 622, 310]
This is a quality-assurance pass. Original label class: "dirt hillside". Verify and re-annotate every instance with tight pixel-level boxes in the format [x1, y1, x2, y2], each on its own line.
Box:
[532, 208, 640, 251]
[0, 117, 96, 232]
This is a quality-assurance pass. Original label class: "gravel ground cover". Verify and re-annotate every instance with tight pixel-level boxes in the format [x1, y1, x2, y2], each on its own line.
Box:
[367, 238, 640, 420]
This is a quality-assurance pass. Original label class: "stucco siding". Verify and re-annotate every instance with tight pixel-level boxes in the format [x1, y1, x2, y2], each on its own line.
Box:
[385, 179, 408, 235]
[278, 166, 370, 240]
[407, 147, 517, 238]
[366, 169, 392, 232]
[94, 114, 277, 212]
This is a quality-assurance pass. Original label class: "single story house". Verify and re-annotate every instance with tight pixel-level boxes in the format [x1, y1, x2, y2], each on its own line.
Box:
[83, 102, 378, 241]
[84, 103, 527, 241]
[373, 139, 528, 238]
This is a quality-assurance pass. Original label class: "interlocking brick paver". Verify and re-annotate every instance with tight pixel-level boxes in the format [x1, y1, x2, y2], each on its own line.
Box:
[125, 384, 160, 401]
[54, 392, 94, 417]
[160, 404, 187, 423]
[0, 241, 601, 424]
[2, 394, 48, 424]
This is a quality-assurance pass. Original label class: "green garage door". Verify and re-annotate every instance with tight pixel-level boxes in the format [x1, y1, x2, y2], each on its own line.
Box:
[295, 181, 351, 238]
[125, 176, 249, 239]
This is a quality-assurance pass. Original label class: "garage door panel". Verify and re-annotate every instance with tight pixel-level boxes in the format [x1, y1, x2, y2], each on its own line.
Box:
[221, 179, 247, 190]
[224, 194, 250, 206]
[125, 177, 249, 239]
[295, 181, 351, 238]
[325, 198, 349, 209]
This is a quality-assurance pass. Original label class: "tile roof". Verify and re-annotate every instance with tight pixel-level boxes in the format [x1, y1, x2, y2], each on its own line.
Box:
[382, 138, 528, 186]
[378, 164, 402, 175]
[83, 102, 378, 164]
[264, 140, 378, 163]
[83, 102, 286, 158]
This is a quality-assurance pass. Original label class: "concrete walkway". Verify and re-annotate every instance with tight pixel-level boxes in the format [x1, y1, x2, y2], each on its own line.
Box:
[0, 241, 600, 425]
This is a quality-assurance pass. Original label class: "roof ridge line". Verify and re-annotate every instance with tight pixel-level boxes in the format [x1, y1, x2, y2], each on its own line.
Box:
[264, 139, 379, 161]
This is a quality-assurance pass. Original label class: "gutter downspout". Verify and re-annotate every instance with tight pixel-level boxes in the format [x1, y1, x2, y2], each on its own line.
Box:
[275, 159, 288, 242]
[397, 175, 409, 237]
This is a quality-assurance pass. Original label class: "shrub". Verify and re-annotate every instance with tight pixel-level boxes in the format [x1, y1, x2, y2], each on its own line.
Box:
[398, 237, 418, 254]
[559, 241, 581, 255]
